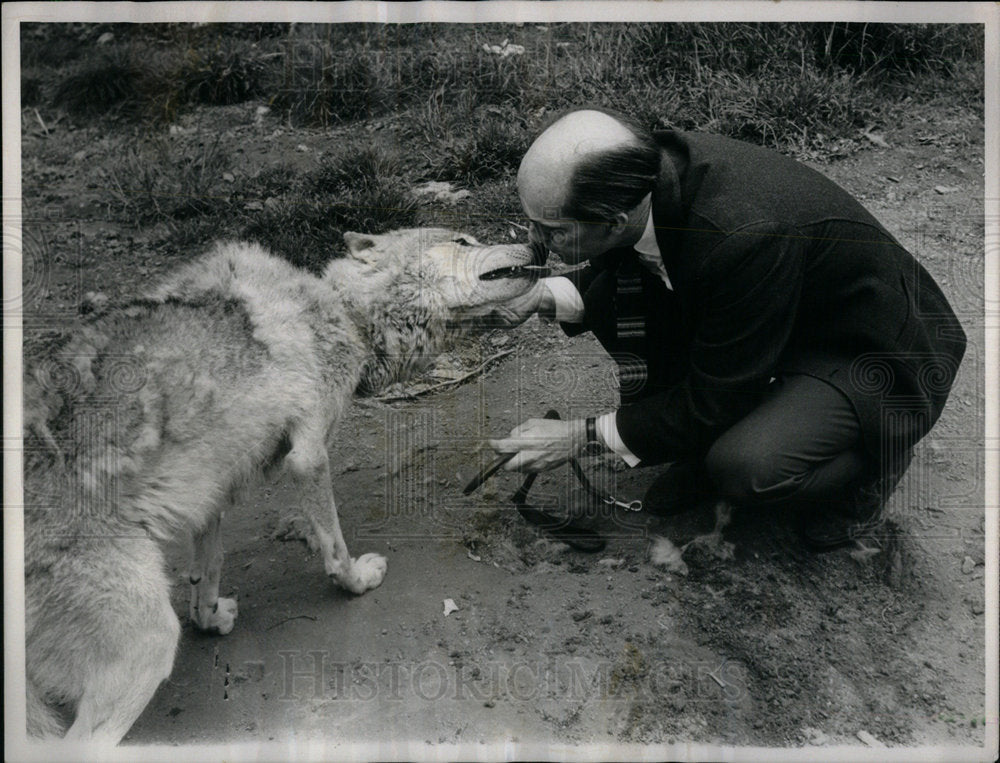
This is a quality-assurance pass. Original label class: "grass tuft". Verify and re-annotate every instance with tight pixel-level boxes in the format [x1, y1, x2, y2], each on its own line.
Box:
[54, 48, 156, 116]
[239, 143, 420, 273]
[176, 42, 269, 106]
[108, 137, 232, 224]
[271, 37, 385, 126]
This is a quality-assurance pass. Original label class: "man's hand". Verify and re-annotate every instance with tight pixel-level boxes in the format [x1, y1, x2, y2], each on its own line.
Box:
[488, 417, 588, 472]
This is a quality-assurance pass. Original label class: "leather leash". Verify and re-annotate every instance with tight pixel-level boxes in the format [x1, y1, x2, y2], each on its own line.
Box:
[463, 409, 616, 552]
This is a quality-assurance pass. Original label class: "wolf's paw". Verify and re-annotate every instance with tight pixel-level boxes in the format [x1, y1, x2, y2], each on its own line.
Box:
[192, 597, 238, 635]
[682, 533, 736, 564]
[336, 553, 387, 595]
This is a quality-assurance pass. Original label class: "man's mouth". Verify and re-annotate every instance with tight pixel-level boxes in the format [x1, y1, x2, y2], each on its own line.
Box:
[479, 264, 551, 281]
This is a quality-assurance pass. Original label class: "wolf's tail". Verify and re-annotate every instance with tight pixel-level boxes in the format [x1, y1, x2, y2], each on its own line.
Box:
[26, 681, 65, 739]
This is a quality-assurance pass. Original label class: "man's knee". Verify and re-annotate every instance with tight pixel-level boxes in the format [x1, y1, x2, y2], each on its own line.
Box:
[703, 439, 787, 504]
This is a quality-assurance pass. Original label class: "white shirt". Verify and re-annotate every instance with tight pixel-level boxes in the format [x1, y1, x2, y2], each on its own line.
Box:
[540, 209, 669, 467]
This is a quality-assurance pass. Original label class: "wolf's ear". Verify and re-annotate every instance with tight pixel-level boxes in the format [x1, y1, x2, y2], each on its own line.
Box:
[343, 231, 378, 262]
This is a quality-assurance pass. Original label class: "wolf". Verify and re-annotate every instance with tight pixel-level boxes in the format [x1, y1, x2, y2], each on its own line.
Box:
[22, 228, 542, 745]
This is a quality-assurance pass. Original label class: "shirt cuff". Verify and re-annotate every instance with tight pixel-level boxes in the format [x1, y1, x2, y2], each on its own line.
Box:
[542, 276, 585, 324]
[597, 412, 641, 467]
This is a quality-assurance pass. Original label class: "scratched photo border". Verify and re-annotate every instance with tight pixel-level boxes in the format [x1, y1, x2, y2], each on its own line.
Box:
[3, 2, 997, 762]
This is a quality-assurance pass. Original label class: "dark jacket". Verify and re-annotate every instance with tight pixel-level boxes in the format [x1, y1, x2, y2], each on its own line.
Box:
[561, 131, 966, 464]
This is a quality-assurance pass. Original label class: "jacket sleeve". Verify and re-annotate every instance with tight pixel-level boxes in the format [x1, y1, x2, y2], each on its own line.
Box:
[615, 222, 805, 463]
[557, 249, 628, 337]
[556, 264, 596, 336]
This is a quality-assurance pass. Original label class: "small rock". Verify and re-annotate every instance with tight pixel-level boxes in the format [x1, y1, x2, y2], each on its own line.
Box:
[970, 598, 984, 615]
[856, 729, 885, 747]
[97, 32, 115, 45]
[443, 598, 459, 617]
[411, 181, 472, 205]
[222, 172, 235, 183]
[961, 556, 976, 574]
[802, 726, 829, 745]
[482, 41, 525, 58]
[571, 610, 592, 622]
[862, 129, 889, 148]
[81, 291, 109, 315]
[296, 144, 309, 152]
[934, 185, 960, 194]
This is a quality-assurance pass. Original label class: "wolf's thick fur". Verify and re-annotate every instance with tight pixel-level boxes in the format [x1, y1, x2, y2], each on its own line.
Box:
[23, 229, 537, 744]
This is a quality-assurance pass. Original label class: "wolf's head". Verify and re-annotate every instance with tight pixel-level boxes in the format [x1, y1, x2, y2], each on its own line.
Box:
[324, 228, 544, 393]
[332, 228, 542, 312]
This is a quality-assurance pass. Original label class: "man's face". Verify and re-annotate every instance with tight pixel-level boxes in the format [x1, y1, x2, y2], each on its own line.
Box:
[524, 207, 618, 265]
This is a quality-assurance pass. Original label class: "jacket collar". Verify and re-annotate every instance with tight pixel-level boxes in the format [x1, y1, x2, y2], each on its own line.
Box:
[650, 135, 688, 280]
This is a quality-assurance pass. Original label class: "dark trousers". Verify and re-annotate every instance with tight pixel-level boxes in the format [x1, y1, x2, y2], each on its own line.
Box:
[703, 373, 869, 511]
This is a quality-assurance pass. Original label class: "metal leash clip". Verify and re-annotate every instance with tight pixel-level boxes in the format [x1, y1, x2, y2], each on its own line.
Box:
[566, 451, 643, 512]
[603, 496, 643, 512]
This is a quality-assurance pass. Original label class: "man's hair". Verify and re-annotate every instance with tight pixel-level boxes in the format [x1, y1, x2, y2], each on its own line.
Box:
[557, 107, 661, 224]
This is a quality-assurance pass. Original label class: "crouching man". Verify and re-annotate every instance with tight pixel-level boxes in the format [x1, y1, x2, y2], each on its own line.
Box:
[486, 107, 966, 549]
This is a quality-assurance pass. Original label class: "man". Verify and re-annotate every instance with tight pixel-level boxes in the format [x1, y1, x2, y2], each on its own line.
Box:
[488, 108, 966, 548]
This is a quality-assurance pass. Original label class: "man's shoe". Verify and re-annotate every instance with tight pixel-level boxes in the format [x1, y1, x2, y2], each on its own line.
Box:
[798, 449, 913, 552]
[642, 460, 704, 517]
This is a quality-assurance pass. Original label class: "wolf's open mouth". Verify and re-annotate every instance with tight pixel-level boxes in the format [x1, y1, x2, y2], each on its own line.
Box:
[479, 265, 551, 281]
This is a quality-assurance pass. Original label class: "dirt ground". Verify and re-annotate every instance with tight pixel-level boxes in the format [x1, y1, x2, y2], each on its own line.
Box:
[19, 99, 988, 754]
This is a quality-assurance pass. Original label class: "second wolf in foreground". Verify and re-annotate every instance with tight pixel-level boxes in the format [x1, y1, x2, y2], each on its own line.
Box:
[24, 228, 542, 744]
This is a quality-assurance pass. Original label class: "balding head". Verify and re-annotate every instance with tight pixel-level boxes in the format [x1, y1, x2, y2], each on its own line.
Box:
[518, 108, 660, 228]
[517, 110, 639, 217]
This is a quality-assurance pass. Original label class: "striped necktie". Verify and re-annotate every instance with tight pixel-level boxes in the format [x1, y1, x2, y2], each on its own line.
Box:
[613, 250, 649, 404]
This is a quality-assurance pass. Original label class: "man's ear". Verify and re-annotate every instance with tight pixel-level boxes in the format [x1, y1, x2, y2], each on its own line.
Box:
[608, 211, 630, 237]
[343, 231, 378, 262]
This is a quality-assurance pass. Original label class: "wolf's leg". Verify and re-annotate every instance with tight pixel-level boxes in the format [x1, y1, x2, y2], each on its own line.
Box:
[188, 512, 238, 634]
[285, 441, 386, 595]
[58, 539, 179, 745]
